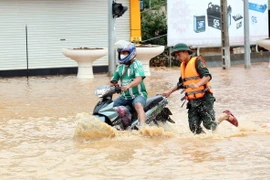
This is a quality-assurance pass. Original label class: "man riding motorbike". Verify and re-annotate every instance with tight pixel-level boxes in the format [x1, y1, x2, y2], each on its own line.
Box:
[110, 40, 148, 128]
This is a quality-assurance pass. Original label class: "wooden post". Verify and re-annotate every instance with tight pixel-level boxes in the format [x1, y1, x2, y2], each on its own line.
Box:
[220, 0, 231, 69]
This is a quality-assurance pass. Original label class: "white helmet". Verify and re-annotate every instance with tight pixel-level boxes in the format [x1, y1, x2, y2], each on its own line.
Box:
[115, 40, 136, 64]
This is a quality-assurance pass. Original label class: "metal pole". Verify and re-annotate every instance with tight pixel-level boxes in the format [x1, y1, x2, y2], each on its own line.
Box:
[221, 0, 231, 69]
[108, 0, 116, 76]
[244, 0, 251, 68]
[25, 25, 29, 78]
[168, 46, 172, 67]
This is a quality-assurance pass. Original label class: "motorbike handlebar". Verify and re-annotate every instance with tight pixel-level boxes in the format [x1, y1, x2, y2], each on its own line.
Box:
[114, 86, 122, 94]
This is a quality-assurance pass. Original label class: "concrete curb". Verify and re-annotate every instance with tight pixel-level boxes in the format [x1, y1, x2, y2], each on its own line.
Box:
[204, 52, 270, 67]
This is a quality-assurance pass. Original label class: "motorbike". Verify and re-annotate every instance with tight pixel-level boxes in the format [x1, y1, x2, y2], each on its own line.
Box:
[93, 85, 175, 130]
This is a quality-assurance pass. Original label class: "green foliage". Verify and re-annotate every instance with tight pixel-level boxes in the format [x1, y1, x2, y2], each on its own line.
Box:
[141, 0, 167, 45]
[142, 0, 166, 9]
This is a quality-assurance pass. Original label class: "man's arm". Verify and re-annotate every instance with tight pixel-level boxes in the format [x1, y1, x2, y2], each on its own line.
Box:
[162, 77, 183, 97]
[188, 76, 211, 89]
[121, 76, 142, 92]
[189, 58, 211, 89]
[196, 58, 212, 80]
[109, 66, 121, 86]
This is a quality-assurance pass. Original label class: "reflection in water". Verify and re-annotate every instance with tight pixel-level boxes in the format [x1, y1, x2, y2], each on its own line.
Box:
[0, 63, 270, 179]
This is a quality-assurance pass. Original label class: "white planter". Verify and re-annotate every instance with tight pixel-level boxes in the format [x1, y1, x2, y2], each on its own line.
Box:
[256, 39, 270, 68]
[136, 45, 165, 76]
[62, 47, 108, 78]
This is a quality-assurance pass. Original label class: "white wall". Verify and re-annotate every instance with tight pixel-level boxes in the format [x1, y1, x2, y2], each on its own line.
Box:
[167, 0, 268, 47]
[0, 0, 130, 70]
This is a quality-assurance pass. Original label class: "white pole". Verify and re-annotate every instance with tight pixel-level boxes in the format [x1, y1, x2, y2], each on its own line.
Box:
[108, 0, 116, 76]
[244, 0, 251, 68]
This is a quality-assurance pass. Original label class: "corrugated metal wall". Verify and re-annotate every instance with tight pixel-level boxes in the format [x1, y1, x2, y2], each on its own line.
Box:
[0, 0, 130, 70]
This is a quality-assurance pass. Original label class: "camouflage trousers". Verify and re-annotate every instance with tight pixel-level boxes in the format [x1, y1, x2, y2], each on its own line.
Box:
[186, 94, 218, 134]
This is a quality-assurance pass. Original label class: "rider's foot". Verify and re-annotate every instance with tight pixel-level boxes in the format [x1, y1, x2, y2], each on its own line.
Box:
[138, 122, 147, 127]
[135, 122, 147, 129]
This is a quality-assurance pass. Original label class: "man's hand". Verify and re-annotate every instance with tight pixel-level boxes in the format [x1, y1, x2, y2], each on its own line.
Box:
[162, 90, 172, 98]
[188, 83, 199, 89]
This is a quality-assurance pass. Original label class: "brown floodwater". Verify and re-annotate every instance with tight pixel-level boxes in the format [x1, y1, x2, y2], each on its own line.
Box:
[1, 62, 270, 180]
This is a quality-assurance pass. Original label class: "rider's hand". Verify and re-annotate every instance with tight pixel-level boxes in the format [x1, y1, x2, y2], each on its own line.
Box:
[121, 86, 129, 92]
[110, 80, 119, 87]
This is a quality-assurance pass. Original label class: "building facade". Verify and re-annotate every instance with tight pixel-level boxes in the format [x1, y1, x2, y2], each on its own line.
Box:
[0, 0, 132, 77]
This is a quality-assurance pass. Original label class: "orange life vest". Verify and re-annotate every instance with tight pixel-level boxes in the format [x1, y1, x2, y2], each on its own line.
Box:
[180, 57, 213, 100]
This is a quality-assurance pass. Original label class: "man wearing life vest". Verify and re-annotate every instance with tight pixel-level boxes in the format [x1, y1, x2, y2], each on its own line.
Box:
[162, 43, 238, 134]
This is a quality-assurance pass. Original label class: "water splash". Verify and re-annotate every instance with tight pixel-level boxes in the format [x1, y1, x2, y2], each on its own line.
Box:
[73, 113, 116, 141]
[139, 122, 176, 138]
[73, 112, 178, 141]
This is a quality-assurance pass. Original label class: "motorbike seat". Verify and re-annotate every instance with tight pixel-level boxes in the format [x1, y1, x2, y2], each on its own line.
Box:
[144, 95, 163, 112]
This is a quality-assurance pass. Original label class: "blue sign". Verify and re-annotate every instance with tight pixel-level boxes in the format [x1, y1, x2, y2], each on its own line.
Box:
[248, 2, 267, 13]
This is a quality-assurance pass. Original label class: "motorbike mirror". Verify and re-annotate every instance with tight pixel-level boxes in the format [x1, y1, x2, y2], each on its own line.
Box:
[95, 85, 111, 98]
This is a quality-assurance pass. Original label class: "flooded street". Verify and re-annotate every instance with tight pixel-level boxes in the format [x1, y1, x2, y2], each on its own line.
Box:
[1, 62, 270, 180]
